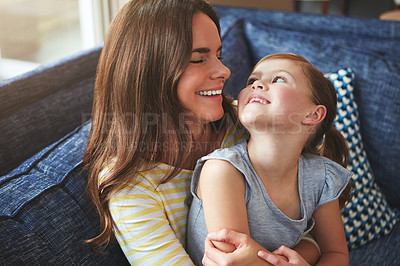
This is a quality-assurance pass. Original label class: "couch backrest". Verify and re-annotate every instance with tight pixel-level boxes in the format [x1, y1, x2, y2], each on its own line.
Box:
[0, 46, 102, 176]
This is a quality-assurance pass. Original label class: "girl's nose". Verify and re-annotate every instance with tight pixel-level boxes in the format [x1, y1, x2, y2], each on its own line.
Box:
[252, 80, 266, 90]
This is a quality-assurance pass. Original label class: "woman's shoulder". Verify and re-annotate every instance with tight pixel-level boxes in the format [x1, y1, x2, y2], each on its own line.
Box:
[138, 163, 193, 186]
[99, 159, 191, 190]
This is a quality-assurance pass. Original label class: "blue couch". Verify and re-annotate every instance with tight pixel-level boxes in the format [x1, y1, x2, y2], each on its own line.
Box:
[1, 6, 399, 265]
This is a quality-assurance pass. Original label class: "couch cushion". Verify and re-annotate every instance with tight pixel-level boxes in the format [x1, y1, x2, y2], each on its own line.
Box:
[349, 222, 400, 265]
[0, 46, 101, 176]
[0, 122, 129, 265]
[219, 16, 252, 99]
[240, 19, 400, 209]
[327, 68, 399, 249]
[216, 6, 400, 58]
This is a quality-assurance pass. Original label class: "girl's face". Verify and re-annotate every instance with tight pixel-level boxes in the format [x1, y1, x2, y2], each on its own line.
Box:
[177, 12, 231, 130]
[238, 59, 317, 134]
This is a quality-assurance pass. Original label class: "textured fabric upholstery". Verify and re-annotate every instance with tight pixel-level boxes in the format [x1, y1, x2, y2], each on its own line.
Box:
[0, 46, 101, 176]
[0, 122, 129, 265]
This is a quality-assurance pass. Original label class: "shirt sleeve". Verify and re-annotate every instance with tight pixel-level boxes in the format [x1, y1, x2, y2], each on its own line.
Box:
[109, 180, 193, 266]
[317, 160, 353, 208]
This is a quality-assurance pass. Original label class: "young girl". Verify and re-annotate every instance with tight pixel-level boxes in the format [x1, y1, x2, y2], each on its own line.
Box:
[187, 53, 353, 265]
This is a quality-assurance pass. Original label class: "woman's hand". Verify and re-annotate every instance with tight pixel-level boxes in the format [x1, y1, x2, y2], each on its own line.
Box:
[202, 229, 283, 266]
[258, 246, 311, 266]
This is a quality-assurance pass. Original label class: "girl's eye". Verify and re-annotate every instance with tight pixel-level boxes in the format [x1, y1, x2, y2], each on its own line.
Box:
[247, 78, 257, 86]
[272, 76, 285, 83]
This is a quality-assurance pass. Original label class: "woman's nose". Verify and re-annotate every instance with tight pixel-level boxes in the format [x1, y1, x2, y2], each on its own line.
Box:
[212, 59, 231, 81]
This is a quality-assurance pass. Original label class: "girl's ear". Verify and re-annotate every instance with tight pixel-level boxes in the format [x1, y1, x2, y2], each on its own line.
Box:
[302, 105, 327, 126]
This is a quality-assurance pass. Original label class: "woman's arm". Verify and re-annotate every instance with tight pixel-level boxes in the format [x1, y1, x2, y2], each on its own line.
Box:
[258, 245, 311, 266]
[203, 229, 276, 266]
[312, 199, 349, 265]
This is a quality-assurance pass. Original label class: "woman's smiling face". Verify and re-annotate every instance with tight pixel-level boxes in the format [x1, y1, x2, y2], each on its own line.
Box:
[177, 12, 231, 129]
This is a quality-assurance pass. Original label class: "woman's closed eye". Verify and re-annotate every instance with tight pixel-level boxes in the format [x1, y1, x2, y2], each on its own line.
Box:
[190, 52, 223, 64]
[190, 58, 205, 64]
[272, 76, 286, 83]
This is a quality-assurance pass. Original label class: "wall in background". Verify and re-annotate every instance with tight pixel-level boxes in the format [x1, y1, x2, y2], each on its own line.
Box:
[298, 0, 395, 18]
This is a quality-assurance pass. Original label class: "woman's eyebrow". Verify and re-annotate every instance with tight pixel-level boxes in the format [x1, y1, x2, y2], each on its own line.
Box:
[192, 46, 222, 53]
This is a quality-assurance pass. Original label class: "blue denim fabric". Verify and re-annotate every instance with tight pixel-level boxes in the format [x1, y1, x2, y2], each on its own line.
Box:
[349, 223, 400, 265]
[0, 122, 129, 265]
[216, 6, 400, 57]
[0, 46, 101, 176]
[220, 17, 253, 98]
[216, 7, 400, 209]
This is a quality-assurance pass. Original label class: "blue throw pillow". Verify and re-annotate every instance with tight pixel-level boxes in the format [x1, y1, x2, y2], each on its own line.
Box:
[216, 6, 400, 58]
[327, 68, 400, 249]
[241, 19, 400, 208]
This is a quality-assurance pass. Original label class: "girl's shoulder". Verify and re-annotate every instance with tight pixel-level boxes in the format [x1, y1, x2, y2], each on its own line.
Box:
[299, 154, 353, 207]
[300, 154, 352, 177]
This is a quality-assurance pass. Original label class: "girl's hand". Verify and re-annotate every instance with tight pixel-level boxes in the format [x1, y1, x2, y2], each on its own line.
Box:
[258, 246, 311, 266]
[202, 229, 277, 266]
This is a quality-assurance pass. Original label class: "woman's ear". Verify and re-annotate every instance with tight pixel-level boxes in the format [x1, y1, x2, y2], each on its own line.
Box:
[302, 105, 327, 126]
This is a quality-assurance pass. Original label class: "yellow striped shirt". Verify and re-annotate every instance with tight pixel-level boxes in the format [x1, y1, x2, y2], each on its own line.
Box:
[100, 116, 248, 265]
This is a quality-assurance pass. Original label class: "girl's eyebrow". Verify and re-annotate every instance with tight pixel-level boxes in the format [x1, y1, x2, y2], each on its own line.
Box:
[252, 69, 294, 79]
[192, 46, 222, 53]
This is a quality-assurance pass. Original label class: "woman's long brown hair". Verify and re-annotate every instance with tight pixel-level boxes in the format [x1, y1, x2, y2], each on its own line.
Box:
[83, 0, 237, 251]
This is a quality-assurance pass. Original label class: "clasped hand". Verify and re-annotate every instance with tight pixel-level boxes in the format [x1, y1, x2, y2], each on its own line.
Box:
[202, 229, 310, 266]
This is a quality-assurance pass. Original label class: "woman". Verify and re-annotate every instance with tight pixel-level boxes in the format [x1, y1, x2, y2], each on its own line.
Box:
[83, 0, 319, 265]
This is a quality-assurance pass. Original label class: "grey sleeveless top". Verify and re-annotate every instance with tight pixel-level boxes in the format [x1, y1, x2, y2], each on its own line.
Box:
[187, 139, 352, 265]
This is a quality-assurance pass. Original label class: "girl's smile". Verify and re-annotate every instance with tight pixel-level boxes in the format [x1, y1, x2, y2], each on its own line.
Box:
[246, 93, 271, 105]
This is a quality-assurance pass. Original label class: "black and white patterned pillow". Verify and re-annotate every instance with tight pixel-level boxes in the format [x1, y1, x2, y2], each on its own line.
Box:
[327, 68, 399, 249]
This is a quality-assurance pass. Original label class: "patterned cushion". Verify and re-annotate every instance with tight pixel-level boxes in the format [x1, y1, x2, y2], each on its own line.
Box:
[327, 68, 400, 249]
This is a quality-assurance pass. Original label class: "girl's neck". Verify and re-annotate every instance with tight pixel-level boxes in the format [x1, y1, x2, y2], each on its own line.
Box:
[247, 132, 305, 183]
